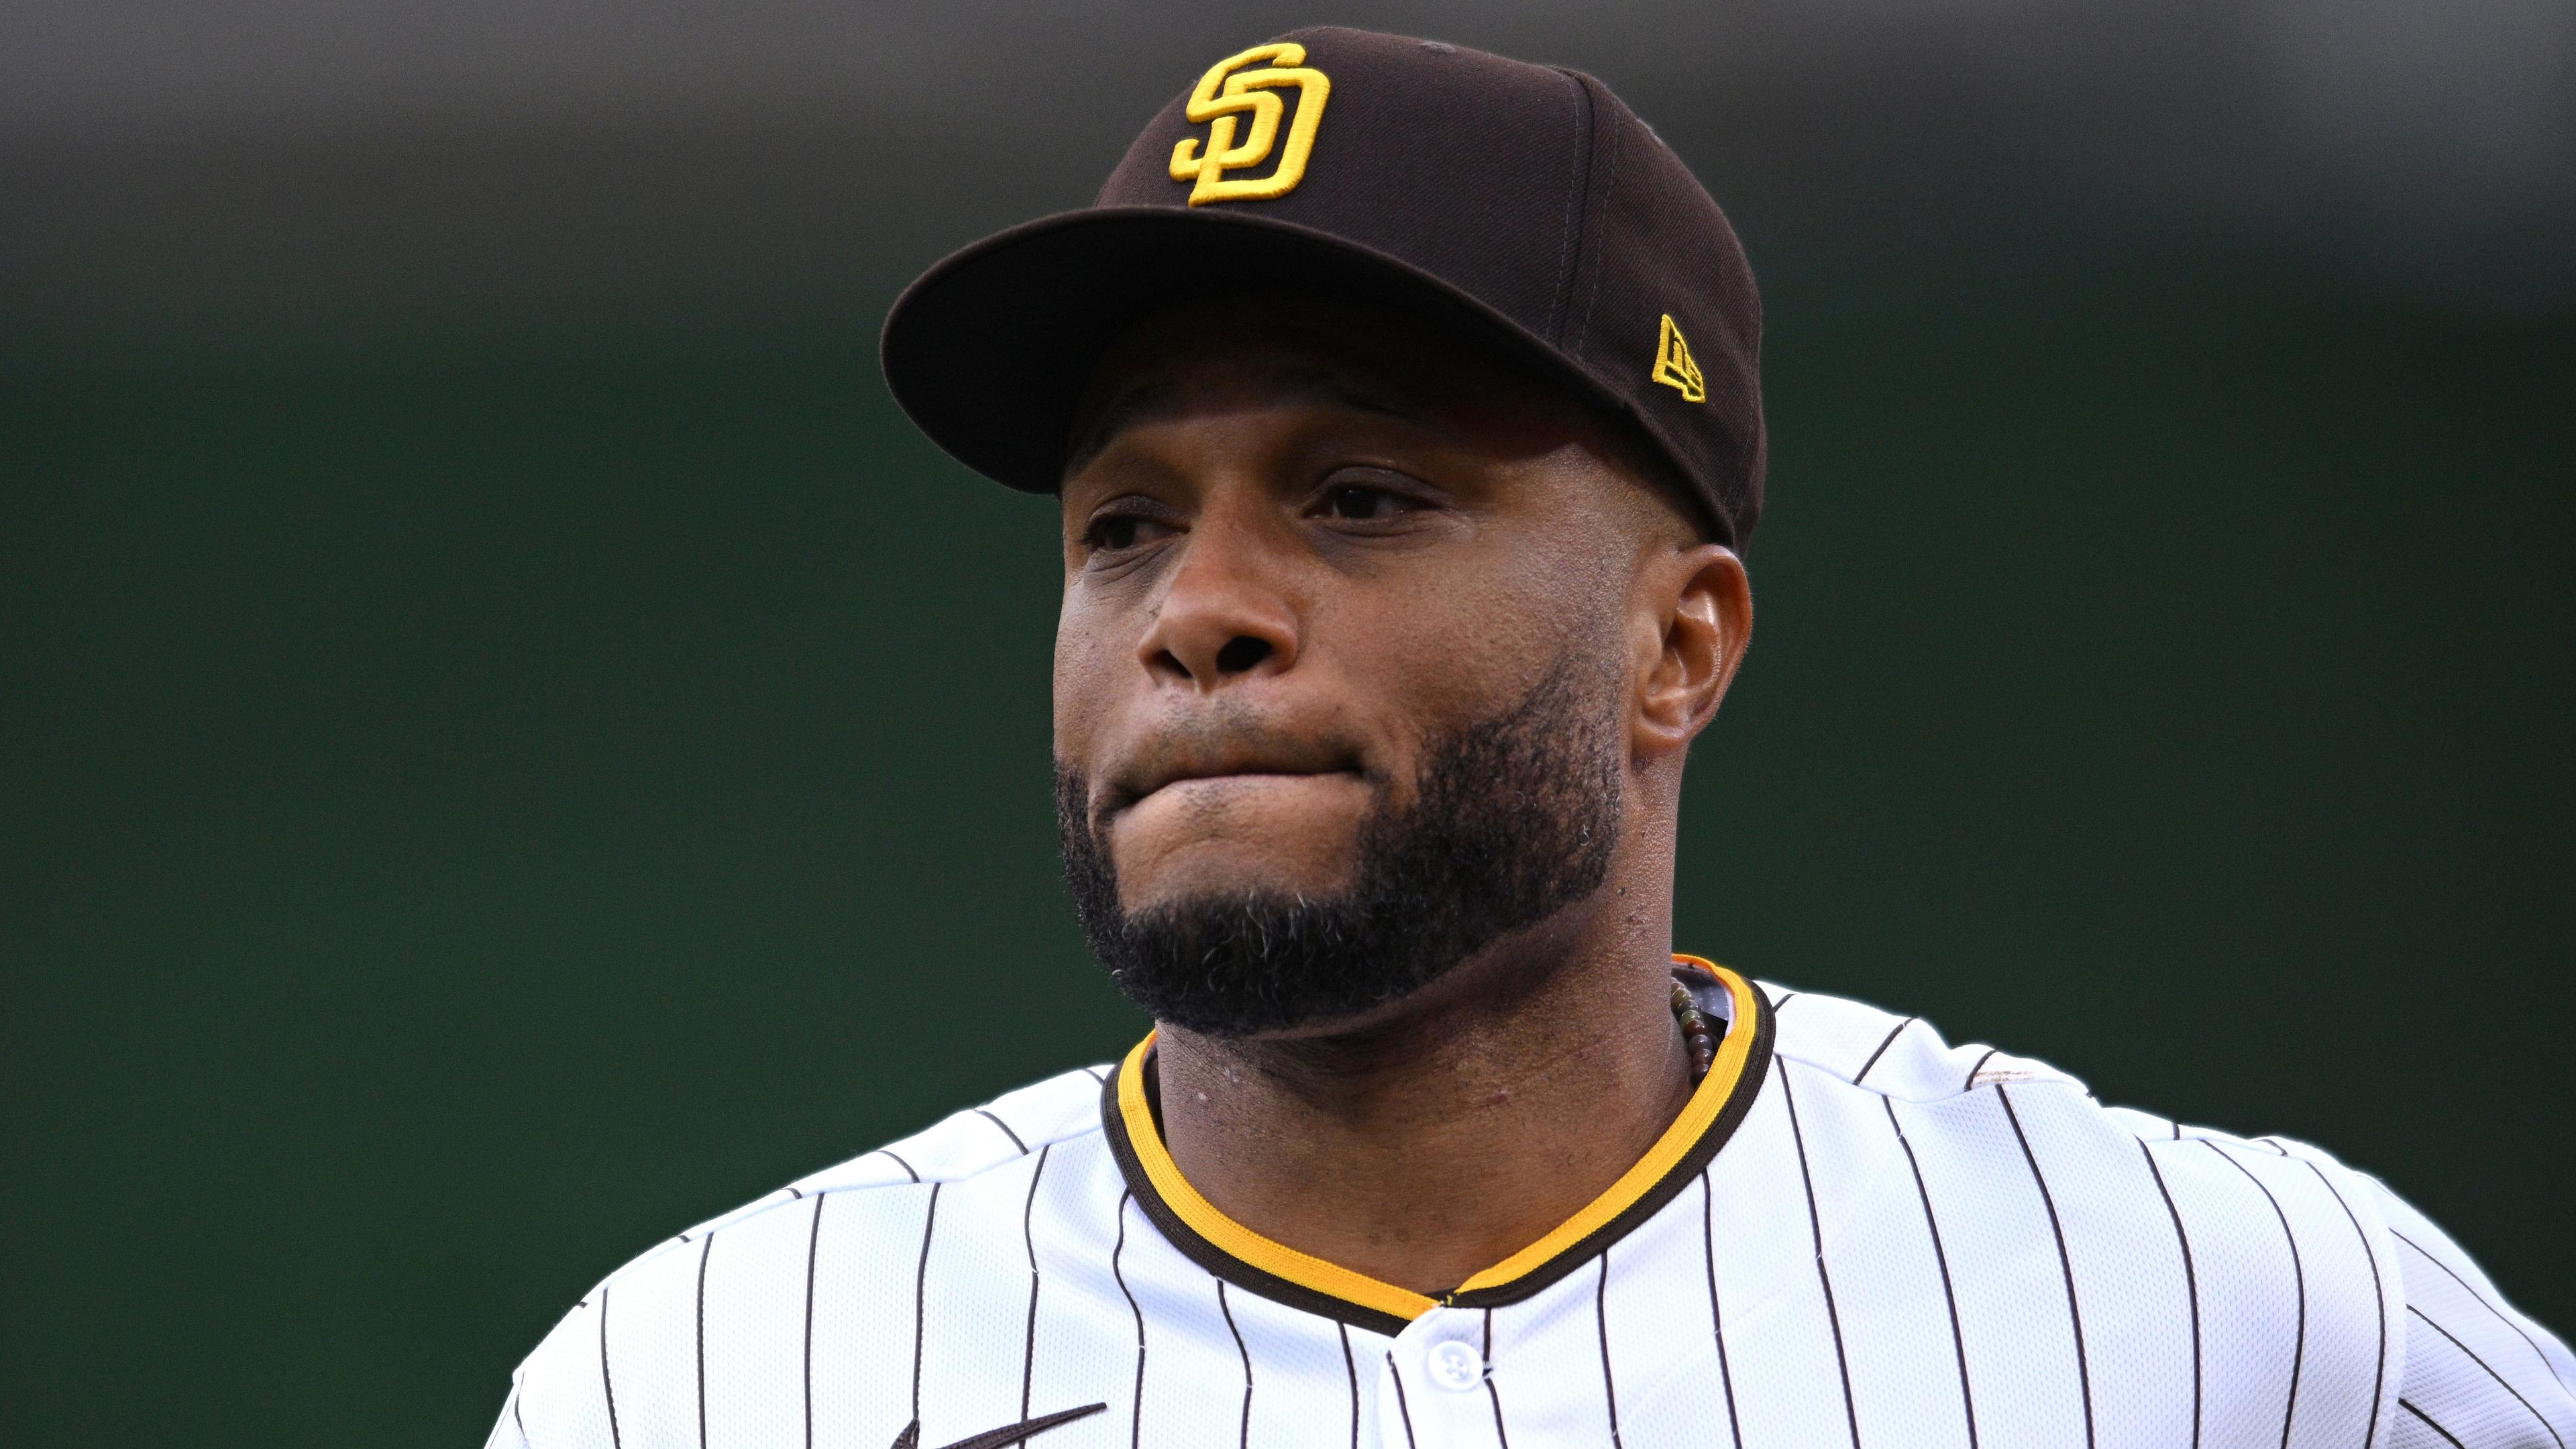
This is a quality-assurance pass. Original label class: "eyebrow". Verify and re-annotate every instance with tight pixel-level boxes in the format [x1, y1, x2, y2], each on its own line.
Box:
[1061, 366, 1429, 481]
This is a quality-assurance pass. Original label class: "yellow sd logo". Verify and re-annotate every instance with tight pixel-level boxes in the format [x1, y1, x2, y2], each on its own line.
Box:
[1168, 43, 1332, 205]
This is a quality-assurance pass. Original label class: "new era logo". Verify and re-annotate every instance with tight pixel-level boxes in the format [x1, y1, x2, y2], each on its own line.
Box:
[1652, 314, 1707, 402]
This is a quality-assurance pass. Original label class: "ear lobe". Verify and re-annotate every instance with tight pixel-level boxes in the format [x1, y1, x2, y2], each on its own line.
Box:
[1634, 544, 1752, 757]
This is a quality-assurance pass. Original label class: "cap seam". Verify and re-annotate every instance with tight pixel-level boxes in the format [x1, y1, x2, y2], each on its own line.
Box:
[1544, 67, 1596, 349]
[1566, 73, 1627, 361]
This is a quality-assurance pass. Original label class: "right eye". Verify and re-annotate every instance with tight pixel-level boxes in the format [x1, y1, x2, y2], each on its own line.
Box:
[1086, 513, 1174, 552]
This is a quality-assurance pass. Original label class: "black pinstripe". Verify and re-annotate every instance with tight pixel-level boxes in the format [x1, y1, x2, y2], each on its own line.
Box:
[2206, 1142, 2302, 1449]
[599, 1286, 625, 1449]
[2136, 1140, 2201, 1449]
[1780, 1063, 1861, 1448]
[1217, 1281, 1252, 1449]
[802, 1193, 824, 1449]
[1961, 1048, 2000, 1093]
[1483, 1309, 1511, 1449]
[1019, 1146, 1053, 1426]
[1887, 1097, 1978, 1449]
[1853, 1018, 1914, 1085]
[1700, 1173, 1745, 1448]
[1595, 1254, 1623, 1449]
[2000, 1085, 2094, 1449]
[912, 1183, 943, 1424]
[1110, 1191, 1145, 1449]
[2409, 1307, 2569, 1449]
[1387, 1354, 1419, 1449]
[977, 1109, 1029, 1154]
[879, 1148, 920, 1183]
[2395, 1228, 2576, 1401]
[695, 1234, 714, 1449]
[1337, 1323, 1358, 1449]
[2304, 1162, 2384, 1448]
[2399, 1399, 2465, 1448]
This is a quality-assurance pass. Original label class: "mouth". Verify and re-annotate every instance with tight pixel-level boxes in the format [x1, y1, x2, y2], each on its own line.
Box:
[1104, 739, 1368, 819]
[1138, 769, 1355, 802]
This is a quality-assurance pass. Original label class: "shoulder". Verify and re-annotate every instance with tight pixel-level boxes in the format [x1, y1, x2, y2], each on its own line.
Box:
[1758, 975, 2395, 1214]
[1757, 978, 2084, 1103]
[1760, 977, 2379, 1175]
[494, 1065, 1114, 1445]
[1759, 983, 2403, 1321]
[2371, 1171, 2576, 1445]
[1759, 979, 2571, 1444]
[604, 1063, 1108, 1285]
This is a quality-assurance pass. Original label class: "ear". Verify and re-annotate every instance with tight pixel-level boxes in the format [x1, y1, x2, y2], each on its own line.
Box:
[1633, 543, 1752, 759]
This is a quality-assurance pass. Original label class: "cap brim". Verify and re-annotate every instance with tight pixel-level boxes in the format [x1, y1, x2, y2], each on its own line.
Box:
[879, 206, 1628, 498]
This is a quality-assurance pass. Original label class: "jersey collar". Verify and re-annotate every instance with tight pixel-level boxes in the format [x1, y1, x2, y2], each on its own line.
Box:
[1097, 957, 1776, 1335]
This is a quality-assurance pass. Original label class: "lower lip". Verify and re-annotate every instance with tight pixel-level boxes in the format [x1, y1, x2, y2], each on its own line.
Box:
[1132, 771, 1352, 806]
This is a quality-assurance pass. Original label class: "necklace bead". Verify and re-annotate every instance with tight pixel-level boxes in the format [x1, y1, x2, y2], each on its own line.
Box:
[1671, 976, 1720, 1084]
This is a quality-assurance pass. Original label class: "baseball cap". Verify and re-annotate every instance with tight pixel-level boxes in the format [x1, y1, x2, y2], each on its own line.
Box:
[879, 26, 1766, 549]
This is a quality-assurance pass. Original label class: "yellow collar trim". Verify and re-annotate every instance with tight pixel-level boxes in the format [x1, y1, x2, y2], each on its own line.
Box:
[1112, 957, 1765, 1324]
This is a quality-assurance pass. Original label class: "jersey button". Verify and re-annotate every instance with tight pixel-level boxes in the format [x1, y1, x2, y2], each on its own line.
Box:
[1426, 1339, 1485, 1392]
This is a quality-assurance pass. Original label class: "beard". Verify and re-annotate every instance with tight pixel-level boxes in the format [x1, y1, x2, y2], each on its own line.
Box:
[1055, 653, 1628, 1038]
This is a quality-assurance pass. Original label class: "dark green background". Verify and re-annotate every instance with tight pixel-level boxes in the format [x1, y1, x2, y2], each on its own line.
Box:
[8, 259, 2571, 1443]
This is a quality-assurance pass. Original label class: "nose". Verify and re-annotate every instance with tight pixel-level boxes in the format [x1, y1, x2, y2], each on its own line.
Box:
[1136, 516, 1301, 692]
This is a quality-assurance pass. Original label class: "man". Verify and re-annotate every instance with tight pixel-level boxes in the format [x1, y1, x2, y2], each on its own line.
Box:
[490, 29, 2569, 1449]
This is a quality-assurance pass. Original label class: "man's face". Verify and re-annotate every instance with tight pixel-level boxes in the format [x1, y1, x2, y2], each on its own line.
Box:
[1051, 295, 1690, 1036]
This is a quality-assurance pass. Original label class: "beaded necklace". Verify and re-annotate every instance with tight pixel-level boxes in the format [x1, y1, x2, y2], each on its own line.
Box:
[1670, 974, 1721, 1084]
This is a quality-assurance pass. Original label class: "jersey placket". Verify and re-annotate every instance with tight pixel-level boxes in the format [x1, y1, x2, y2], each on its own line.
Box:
[1381, 1307, 1508, 1449]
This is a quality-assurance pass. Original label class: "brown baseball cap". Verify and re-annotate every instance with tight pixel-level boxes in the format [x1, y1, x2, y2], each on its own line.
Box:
[879, 26, 1766, 549]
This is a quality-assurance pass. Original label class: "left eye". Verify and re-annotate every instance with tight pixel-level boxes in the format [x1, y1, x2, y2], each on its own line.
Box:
[1326, 485, 1409, 521]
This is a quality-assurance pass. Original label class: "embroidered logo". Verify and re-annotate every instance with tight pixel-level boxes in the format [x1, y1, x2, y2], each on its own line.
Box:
[1168, 43, 1332, 205]
[1651, 314, 1707, 402]
[890, 1403, 1107, 1449]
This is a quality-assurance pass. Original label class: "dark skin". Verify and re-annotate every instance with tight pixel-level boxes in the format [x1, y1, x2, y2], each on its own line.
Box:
[1055, 294, 1753, 1295]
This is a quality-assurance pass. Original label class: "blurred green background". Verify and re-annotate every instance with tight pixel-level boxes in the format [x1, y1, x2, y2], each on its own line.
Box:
[5, 5, 2571, 1446]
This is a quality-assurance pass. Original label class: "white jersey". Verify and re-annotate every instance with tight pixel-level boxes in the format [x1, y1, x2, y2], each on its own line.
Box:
[489, 966, 2573, 1449]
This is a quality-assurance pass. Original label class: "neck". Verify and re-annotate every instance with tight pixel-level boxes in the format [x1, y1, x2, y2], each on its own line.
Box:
[1148, 883, 1692, 1295]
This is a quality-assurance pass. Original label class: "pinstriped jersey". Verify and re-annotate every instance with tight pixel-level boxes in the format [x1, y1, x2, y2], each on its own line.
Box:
[488, 967, 2574, 1449]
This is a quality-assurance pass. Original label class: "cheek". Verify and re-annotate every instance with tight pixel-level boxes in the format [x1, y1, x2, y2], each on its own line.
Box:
[1052, 591, 1124, 760]
[1319, 572, 1574, 758]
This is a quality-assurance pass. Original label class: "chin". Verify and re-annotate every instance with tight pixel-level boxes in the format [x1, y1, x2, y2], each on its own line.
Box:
[1110, 839, 1361, 916]
[1108, 774, 1371, 905]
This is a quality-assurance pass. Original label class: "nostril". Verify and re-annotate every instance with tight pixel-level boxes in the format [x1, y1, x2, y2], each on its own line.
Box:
[1214, 636, 1273, 675]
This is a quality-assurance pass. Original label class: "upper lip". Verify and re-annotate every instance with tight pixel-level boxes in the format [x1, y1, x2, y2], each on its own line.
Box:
[1104, 734, 1363, 816]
